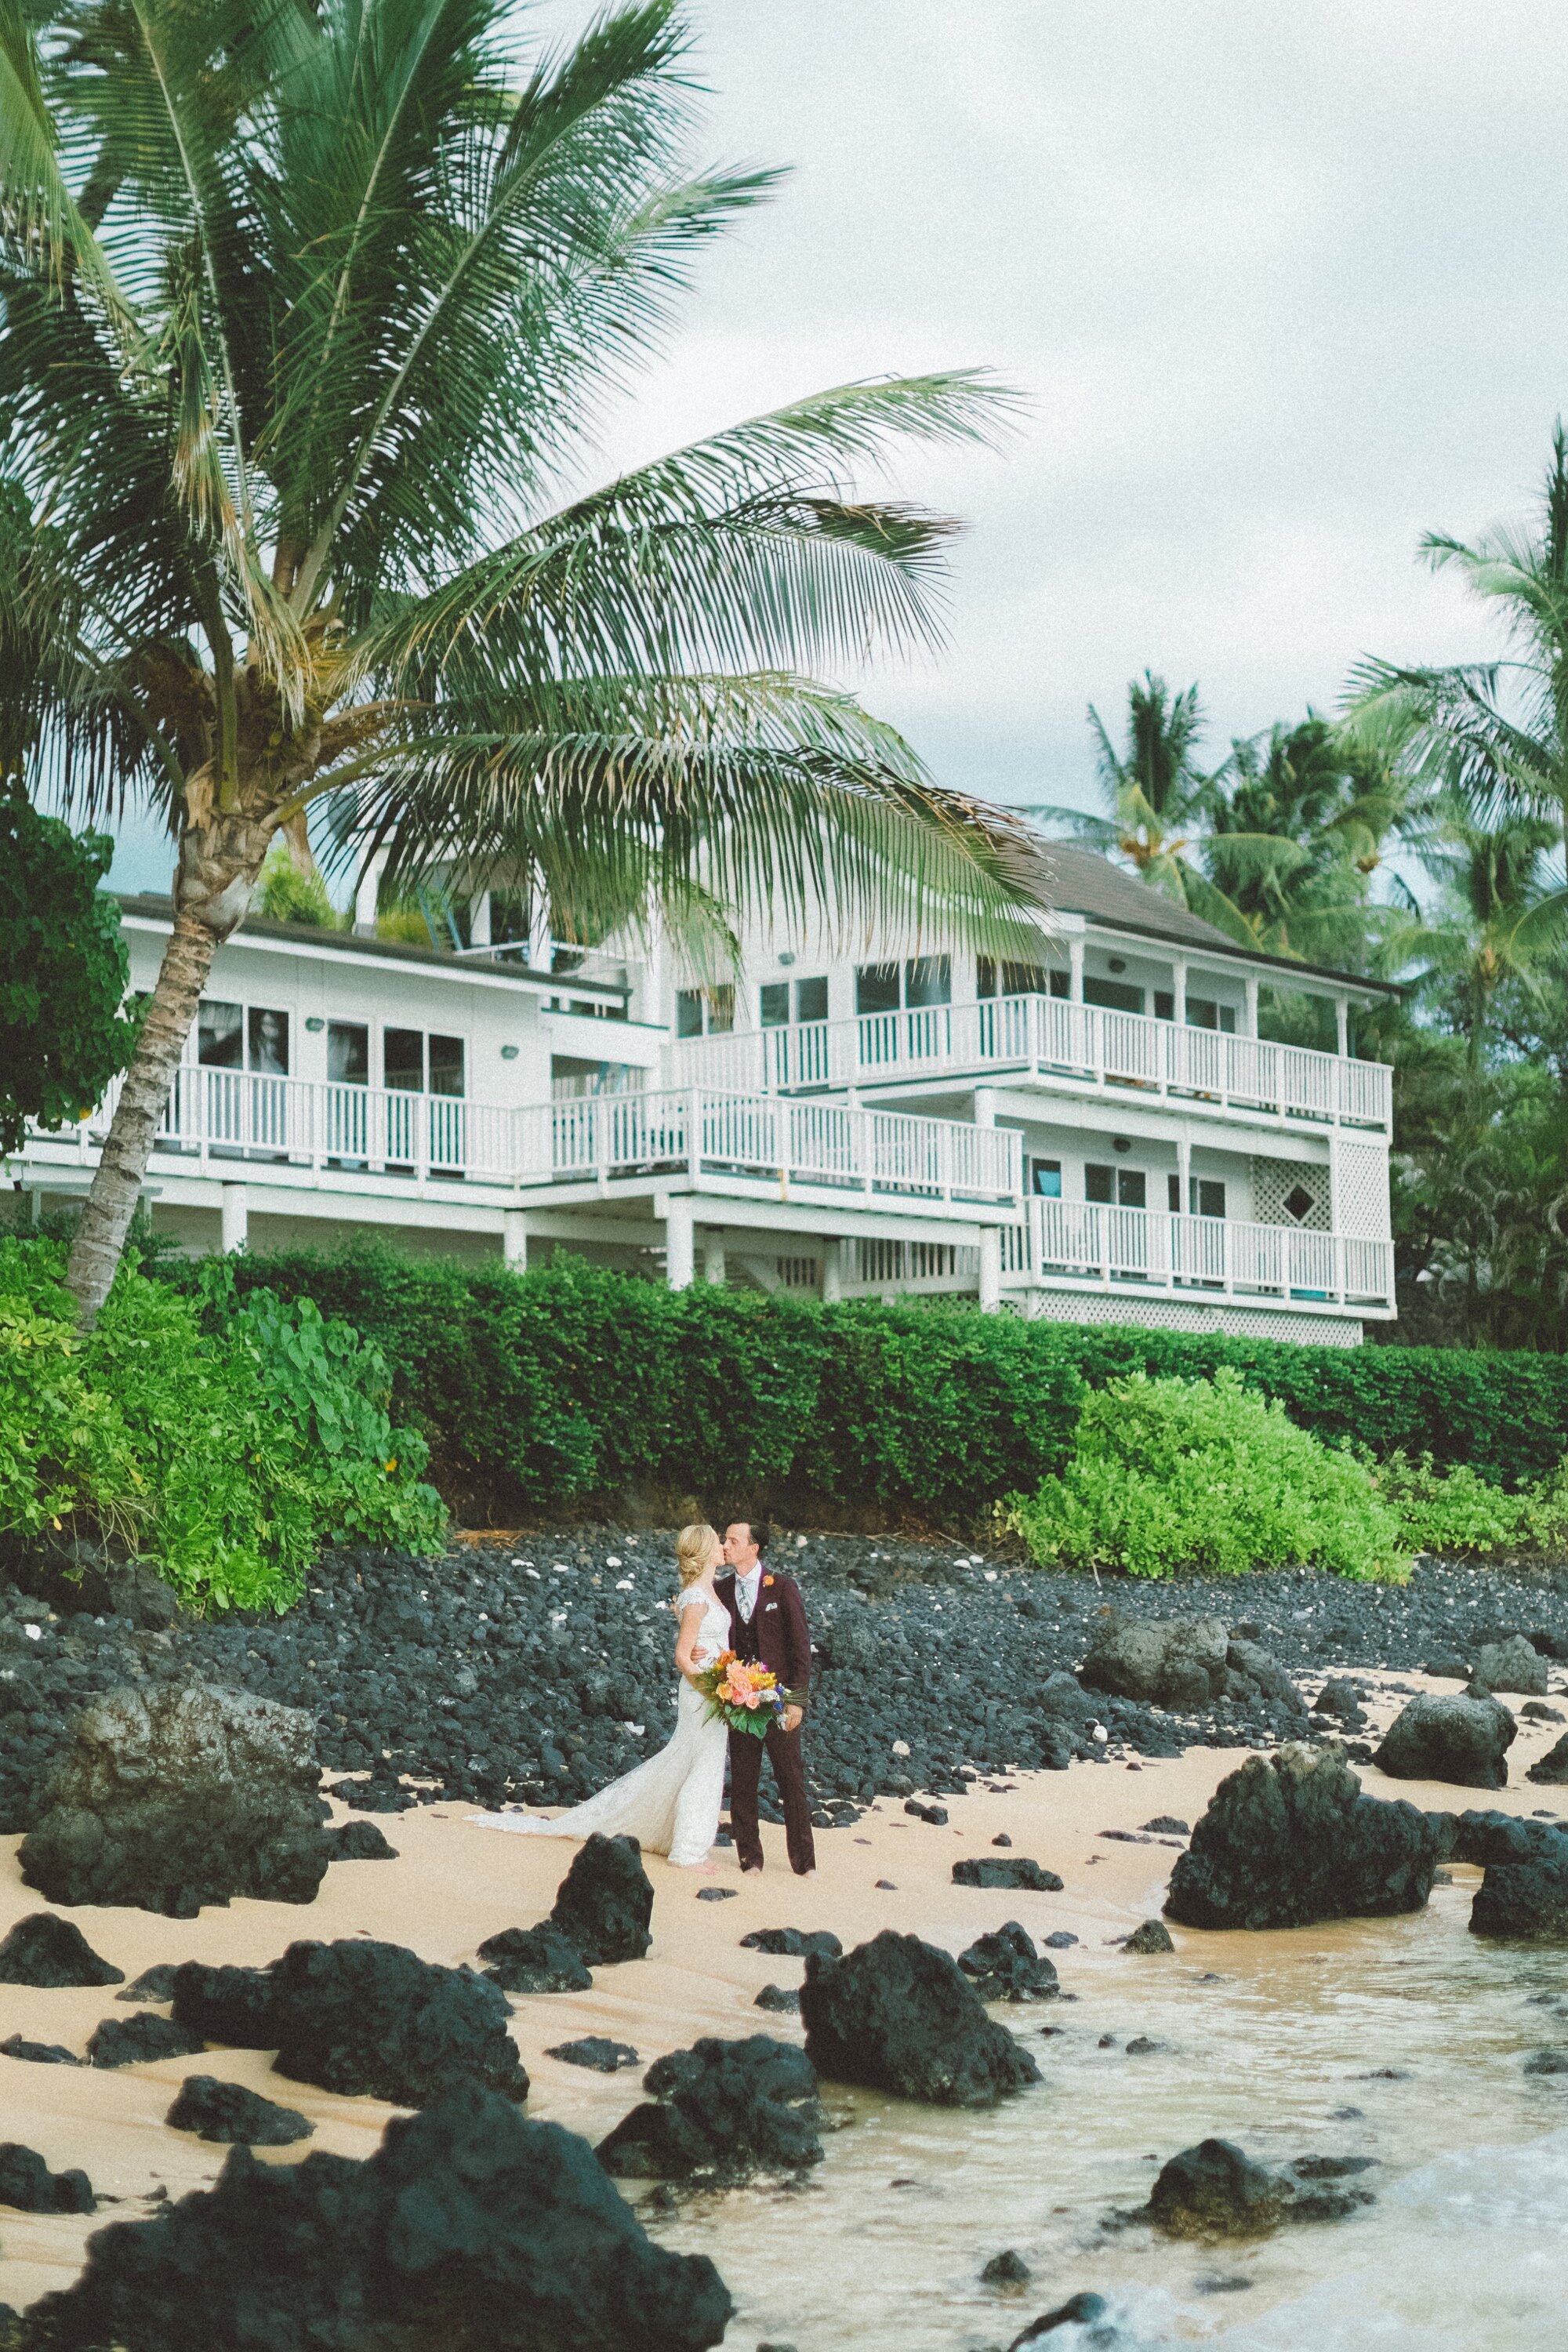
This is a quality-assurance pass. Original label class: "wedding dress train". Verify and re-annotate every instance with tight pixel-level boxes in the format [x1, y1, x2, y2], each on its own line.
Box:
[468, 1589, 730, 1867]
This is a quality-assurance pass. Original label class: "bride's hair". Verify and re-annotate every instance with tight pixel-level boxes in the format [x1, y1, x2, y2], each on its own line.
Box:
[675, 1523, 718, 1588]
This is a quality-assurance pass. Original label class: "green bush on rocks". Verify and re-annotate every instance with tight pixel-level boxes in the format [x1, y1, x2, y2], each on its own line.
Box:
[0, 1239, 444, 1611]
[1007, 1370, 1407, 1582]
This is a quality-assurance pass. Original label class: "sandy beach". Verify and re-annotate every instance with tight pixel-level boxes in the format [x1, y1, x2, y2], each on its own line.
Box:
[2, 1666, 1565, 2343]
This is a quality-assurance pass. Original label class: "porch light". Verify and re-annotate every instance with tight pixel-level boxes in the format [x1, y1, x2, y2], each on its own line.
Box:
[500, 1045, 520, 1060]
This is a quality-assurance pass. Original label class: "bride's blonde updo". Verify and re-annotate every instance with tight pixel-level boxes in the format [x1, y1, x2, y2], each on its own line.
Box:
[676, 1522, 718, 1589]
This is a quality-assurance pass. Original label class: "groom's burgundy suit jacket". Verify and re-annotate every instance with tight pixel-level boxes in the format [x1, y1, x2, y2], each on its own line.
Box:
[713, 1567, 811, 1706]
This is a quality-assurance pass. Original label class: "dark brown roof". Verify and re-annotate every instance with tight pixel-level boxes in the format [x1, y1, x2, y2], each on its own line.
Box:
[1016, 840, 1399, 998]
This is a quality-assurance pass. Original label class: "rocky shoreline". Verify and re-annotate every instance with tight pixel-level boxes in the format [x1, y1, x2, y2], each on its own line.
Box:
[4, 1534, 1568, 1836]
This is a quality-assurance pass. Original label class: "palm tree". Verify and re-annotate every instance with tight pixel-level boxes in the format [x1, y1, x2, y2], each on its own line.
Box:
[1378, 800, 1568, 1069]
[0, 0, 1029, 1323]
[1347, 422, 1568, 866]
[1024, 671, 1215, 894]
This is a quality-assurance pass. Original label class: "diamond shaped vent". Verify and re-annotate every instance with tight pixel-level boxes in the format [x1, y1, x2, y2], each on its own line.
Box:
[1283, 1184, 1316, 1223]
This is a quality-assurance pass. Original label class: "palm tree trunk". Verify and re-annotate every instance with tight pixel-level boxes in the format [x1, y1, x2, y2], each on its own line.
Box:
[65, 808, 270, 1323]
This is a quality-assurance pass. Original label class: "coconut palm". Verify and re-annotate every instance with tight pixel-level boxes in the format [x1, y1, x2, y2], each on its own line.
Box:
[1378, 800, 1568, 1069]
[0, 0, 1029, 1322]
[1347, 423, 1568, 863]
[1024, 671, 1214, 893]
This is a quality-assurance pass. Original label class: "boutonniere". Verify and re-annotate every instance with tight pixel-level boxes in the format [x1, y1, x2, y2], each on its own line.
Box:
[763, 1573, 775, 1587]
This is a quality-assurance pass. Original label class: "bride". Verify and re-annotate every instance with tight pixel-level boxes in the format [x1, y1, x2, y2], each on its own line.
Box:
[468, 1523, 730, 1867]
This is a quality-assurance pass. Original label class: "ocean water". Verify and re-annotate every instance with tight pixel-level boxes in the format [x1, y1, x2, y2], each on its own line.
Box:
[650, 1874, 1568, 2349]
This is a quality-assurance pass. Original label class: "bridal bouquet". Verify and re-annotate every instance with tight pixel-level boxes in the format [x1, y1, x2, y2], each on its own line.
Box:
[695, 1650, 786, 1739]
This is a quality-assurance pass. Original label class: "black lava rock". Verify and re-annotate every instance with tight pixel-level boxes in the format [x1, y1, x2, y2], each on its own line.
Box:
[753, 1984, 800, 2013]
[1148, 2139, 1286, 2238]
[1125, 1919, 1176, 1955]
[546, 2038, 640, 2074]
[1142, 1817, 1189, 1836]
[1166, 1746, 1436, 1931]
[1523, 2047, 1568, 2074]
[325, 1819, 398, 1860]
[18, 1682, 328, 1917]
[956, 1922, 1059, 2002]
[324, 1776, 418, 1814]
[1528, 1734, 1568, 1786]
[904, 1800, 949, 1825]
[0, 2036, 78, 2066]
[1007, 2293, 1112, 2343]
[1313, 1681, 1368, 1730]
[549, 1835, 653, 1966]
[739, 1928, 842, 1959]
[0, 2143, 93, 2214]
[87, 2013, 205, 2068]
[267, 1939, 527, 2107]
[1375, 1692, 1516, 1791]
[116, 1964, 180, 2005]
[1470, 1844, 1568, 1940]
[17, 2084, 734, 2351]
[1080, 1613, 1229, 1708]
[982, 2249, 1032, 2285]
[165, 2076, 314, 2146]
[694, 1886, 735, 1902]
[953, 1857, 1064, 1893]
[800, 1930, 1041, 2107]
[169, 1962, 278, 2047]
[477, 1923, 593, 1994]
[1473, 1636, 1548, 1697]
[0, 1914, 123, 1988]
[597, 2036, 822, 2183]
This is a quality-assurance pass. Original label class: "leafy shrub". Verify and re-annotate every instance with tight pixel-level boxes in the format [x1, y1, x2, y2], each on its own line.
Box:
[0, 1240, 445, 1611]
[255, 844, 340, 930]
[1006, 1370, 1409, 1582]
[1374, 1450, 1568, 1561]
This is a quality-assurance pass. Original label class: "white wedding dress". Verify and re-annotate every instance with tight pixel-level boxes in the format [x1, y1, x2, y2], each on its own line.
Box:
[468, 1588, 731, 1867]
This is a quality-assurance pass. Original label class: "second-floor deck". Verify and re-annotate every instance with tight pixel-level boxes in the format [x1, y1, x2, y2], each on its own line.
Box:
[35, 1069, 1022, 1219]
[665, 990, 1392, 1131]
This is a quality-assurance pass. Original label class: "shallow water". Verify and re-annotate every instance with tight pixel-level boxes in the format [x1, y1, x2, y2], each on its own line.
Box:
[652, 1875, 1568, 2350]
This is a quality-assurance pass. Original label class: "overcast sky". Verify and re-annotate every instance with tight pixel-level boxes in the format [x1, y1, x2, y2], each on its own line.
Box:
[105, 0, 1568, 889]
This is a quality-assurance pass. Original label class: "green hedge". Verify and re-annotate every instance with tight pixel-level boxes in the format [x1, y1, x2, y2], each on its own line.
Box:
[161, 1243, 1568, 1519]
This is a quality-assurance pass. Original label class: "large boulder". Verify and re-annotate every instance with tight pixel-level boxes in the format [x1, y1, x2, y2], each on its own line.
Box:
[1374, 1691, 1516, 1790]
[15, 2085, 734, 2352]
[800, 1931, 1041, 2108]
[953, 1857, 1064, 1893]
[1528, 1733, 1568, 1786]
[174, 1939, 529, 2108]
[1078, 1614, 1229, 1710]
[1473, 1636, 1548, 1697]
[1225, 1639, 1306, 1715]
[0, 2143, 94, 2215]
[549, 1835, 653, 1966]
[165, 2077, 314, 2147]
[1164, 1746, 1436, 1931]
[477, 1924, 592, 1994]
[17, 1681, 328, 1917]
[0, 1915, 122, 1988]
[596, 2036, 822, 2183]
[1147, 2139, 1286, 2238]
[956, 1922, 1059, 2002]
[1470, 1841, 1568, 1941]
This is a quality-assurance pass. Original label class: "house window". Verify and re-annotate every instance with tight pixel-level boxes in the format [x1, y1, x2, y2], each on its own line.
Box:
[1154, 990, 1174, 1022]
[978, 958, 1057, 1000]
[1169, 1174, 1227, 1218]
[201, 1001, 290, 1074]
[383, 1030, 465, 1097]
[676, 985, 735, 1037]
[1086, 1163, 1145, 1208]
[1083, 975, 1144, 1014]
[760, 976, 829, 1028]
[1031, 1158, 1062, 1198]
[855, 956, 952, 1015]
[328, 1021, 369, 1085]
[1187, 996, 1237, 1033]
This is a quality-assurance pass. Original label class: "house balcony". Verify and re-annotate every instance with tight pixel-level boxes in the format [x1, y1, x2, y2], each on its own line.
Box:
[664, 993, 1392, 1133]
[27, 1071, 1021, 1226]
[1000, 1195, 1394, 1315]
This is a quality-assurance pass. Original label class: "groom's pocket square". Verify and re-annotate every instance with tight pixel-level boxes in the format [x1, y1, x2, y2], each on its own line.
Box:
[764, 1602, 779, 1613]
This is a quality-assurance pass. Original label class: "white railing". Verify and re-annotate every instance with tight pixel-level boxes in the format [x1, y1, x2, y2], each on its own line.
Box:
[1000, 1196, 1394, 1308]
[38, 1073, 1020, 1211]
[514, 1086, 1021, 1203]
[665, 993, 1392, 1130]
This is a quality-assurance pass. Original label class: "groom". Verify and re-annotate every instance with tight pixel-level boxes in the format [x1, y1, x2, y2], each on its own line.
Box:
[715, 1520, 815, 1877]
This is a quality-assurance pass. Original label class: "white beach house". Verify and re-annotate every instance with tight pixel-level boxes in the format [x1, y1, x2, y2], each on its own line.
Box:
[14, 842, 1397, 1341]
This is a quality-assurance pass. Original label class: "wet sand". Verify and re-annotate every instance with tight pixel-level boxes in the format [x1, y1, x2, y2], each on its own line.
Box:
[1, 1670, 1566, 2343]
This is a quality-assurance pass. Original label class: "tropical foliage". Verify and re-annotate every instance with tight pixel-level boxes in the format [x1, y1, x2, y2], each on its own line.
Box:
[0, 0, 1033, 1321]
[0, 781, 137, 1152]
[0, 1240, 445, 1611]
[1006, 1370, 1408, 1583]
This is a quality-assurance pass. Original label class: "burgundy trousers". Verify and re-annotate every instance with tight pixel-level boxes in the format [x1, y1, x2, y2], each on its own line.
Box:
[728, 1719, 816, 1875]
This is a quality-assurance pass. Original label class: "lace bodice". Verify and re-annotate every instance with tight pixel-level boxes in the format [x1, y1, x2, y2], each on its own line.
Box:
[679, 1588, 731, 1670]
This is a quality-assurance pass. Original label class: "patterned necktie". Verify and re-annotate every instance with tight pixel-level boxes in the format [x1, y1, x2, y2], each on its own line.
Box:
[739, 1576, 755, 1624]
